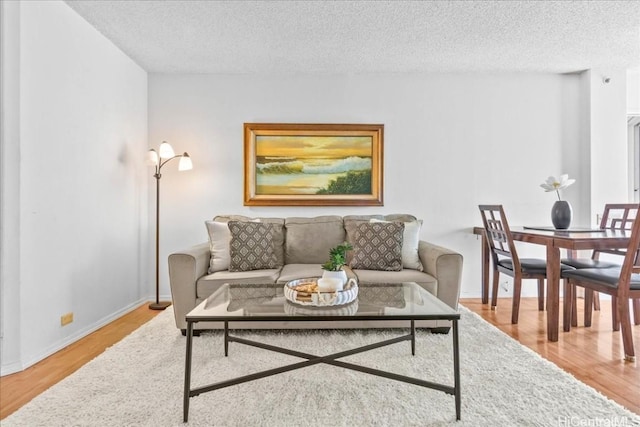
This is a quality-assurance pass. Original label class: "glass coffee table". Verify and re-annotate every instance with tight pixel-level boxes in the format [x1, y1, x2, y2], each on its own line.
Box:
[183, 282, 461, 422]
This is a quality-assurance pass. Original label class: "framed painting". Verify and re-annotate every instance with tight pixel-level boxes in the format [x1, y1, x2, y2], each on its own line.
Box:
[244, 123, 384, 206]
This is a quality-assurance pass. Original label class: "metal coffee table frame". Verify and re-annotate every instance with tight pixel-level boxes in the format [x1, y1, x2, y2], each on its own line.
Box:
[183, 283, 461, 423]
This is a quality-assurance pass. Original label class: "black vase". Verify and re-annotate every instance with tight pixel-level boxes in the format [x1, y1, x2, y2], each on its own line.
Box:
[551, 201, 572, 229]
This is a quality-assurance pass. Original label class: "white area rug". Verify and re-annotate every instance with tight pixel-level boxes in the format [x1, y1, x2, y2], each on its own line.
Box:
[4, 306, 639, 427]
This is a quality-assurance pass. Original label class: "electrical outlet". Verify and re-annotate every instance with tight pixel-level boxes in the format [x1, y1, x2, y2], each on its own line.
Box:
[61, 312, 74, 326]
[500, 281, 510, 292]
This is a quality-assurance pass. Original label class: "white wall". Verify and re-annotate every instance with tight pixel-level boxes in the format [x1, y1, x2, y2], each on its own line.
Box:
[628, 68, 640, 115]
[0, 0, 149, 375]
[1, 0, 23, 372]
[587, 70, 629, 221]
[149, 73, 589, 300]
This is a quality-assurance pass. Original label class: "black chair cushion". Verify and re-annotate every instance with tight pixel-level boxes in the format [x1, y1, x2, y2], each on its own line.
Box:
[560, 258, 619, 269]
[562, 267, 640, 290]
[498, 258, 574, 275]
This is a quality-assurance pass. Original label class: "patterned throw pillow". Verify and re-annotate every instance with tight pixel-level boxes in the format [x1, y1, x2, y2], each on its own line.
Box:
[205, 218, 264, 273]
[228, 221, 279, 272]
[370, 219, 424, 271]
[349, 222, 404, 271]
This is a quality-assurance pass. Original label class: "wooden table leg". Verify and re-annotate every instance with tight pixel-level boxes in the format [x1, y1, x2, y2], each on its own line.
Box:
[481, 231, 489, 304]
[563, 279, 572, 332]
[565, 249, 578, 328]
[546, 245, 560, 342]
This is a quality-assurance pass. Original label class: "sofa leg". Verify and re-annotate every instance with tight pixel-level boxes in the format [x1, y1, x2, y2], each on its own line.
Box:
[181, 329, 202, 337]
[429, 327, 451, 334]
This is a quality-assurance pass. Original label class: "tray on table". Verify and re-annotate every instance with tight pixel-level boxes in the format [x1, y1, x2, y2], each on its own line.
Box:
[284, 277, 359, 307]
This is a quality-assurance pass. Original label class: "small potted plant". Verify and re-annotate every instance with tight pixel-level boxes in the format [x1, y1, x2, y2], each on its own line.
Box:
[321, 242, 352, 285]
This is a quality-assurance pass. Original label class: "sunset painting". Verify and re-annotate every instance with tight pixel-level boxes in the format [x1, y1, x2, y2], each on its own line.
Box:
[244, 123, 383, 206]
[255, 135, 373, 195]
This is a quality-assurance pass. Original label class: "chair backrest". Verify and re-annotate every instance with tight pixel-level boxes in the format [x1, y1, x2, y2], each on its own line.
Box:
[595, 204, 640, 259]
[600, 204, 638, 230]
[617, 207, 640, 295]
[478, 205, 521, 272]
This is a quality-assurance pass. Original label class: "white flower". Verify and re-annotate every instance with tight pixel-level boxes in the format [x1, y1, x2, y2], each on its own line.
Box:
[540, 174, 575, 200]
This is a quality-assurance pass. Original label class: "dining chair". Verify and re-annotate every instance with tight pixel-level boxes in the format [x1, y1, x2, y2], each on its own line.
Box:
[478, 205, 572, 324]
[561, 204, 640, 330]
[562, 208, 640, 362]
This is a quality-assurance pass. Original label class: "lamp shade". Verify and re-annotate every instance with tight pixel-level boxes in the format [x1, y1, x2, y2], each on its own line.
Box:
[159, 141, 175, 159]
[178, 153, 193, 171]
[146, 149, 159, 166]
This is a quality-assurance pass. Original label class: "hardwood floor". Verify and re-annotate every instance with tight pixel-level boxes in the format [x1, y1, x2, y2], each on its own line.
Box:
[1, 298, 638, 420]
[0, 303, 161, 420]
[461, 297, 640, 415]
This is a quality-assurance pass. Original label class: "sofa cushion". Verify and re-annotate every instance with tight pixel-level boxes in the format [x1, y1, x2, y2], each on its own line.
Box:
[371, 218, 423, 271]
[343, 214, 385, 222]
[214, 215, 285, 266]
[354, 269, 438, 295]
[349, 222, 404, 271]
[384, 214, 418, 222]
[228, 221, 281, 271]
[284, 216, 345, 264]
[277, 264, 357, 284]
[196, 269, 281, 299]
[277, 264, 324, 283]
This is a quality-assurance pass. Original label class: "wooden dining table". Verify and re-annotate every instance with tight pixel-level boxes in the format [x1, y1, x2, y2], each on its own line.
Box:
[473, 226, 631, 341]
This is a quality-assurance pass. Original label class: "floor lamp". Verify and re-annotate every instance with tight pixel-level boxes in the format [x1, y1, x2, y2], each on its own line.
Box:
[147, 141, 193, 310]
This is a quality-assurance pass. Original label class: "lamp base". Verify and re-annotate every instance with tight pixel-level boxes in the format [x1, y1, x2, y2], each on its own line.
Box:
[148, 301, 172, 310]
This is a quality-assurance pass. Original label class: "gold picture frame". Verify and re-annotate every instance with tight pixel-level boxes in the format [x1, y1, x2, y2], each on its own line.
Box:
[244, 123, 383, 206]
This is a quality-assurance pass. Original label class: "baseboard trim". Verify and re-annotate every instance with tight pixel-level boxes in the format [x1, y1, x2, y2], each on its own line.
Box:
[0, 298, 148, 377]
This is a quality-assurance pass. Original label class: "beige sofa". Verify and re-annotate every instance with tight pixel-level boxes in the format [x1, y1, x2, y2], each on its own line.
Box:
[168, 214, 463, 333]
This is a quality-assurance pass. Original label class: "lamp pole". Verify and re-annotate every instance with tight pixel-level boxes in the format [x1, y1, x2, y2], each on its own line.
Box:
[150, 167, 169, 310]
[148, 142, 192, 310]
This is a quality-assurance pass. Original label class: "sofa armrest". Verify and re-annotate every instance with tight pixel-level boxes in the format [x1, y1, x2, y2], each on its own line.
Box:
[418, 240, 463, 310]
[168, 242, 210, 330]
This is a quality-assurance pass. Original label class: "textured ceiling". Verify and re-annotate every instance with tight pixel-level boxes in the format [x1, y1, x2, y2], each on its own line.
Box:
[65, 0, 640, 74]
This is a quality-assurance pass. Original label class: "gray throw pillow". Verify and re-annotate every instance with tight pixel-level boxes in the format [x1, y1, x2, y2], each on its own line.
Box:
[349, 222, 404, 271]
[214, 215, 285, 266]
[228, 221, 280, 272]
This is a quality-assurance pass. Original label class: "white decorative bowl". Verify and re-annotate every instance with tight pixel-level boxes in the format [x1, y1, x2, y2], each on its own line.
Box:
[284, 277, 358, 307]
